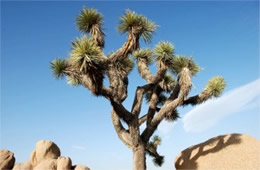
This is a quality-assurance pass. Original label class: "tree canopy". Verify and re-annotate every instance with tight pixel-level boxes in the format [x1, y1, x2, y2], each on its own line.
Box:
[50, 7, 226, 170]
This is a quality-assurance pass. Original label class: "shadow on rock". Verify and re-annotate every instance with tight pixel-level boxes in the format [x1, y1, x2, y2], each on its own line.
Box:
[175, 133, 242, 169]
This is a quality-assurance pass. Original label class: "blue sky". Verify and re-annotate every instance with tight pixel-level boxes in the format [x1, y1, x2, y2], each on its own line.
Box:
[1, 1, 259, 170]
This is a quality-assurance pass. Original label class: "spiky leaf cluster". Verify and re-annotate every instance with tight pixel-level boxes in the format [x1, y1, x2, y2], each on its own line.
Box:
[147, 135, 161, 154]
[152, 155, 164, 167]
[154, 41, 175, 65]
[67, 76, 80, 86]
[69, 35, 106, 95]
[205, 76, 226, 97]
[147, 136, 164, 167]
[170, 55, 200, 76]
[159, 73, 176, 92]
[76, 7, 103, 33]
[152, 135, 161, 147]
[50, 59, 68, 79]
[118, 10, 157, 43]
[69, 35, 105, 72]
[133, 48, 153, 65]
[165, 109, 179, 122]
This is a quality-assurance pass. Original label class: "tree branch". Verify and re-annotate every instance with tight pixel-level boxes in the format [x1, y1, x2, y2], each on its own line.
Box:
[150, 62, 168, 84]
[64, 69, 95, 94]
[139, 114, 147, 126]
[110, 100, 134, 124]
[131, 84, 155, 116]
[138, 106, 161, 127]
[109, 31, 139, 62]
[142, 67, 192, 142]
[145, 148, 164, 166]
[111, 110, 133, 148]
[153, 68, 192, 124]
[89, 24, 105, 48]
[137, 59, 153, 82]
[106, 30, 140, 102]
[182, 86, 214, 106]
[137, 60, 168, 85]
[182, 75, 226, 106]
[107, 69, 127, 101]
[146, 87, 161, 126]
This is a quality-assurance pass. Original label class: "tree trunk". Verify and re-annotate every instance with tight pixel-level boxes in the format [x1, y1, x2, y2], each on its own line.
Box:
[133, 144, 146, 170]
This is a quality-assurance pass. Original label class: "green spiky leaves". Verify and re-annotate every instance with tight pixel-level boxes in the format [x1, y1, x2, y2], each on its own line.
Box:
[134, 42, 175, 66]
[154, 42, 175, 65]
[70, 35, 105, 72]
[170, 55, 200, 76]
[50, 59, 68, 79]
[76, 7, 103, 33]
[147, 135, 164, 167]
[205, 76, 226, 97]
[67, 76, 80, 86]
[118, 10, 157, 43]
[70, 35, 106, 95]
[133, 48, 153, 65]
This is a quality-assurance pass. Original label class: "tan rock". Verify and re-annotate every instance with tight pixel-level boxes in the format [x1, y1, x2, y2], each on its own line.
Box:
[13, 161, 33, 170]
[73, 164, 90, 170]
[57, 156, 72, 170]
[175, 133, 260, 170]
[1, 140, 91, 170]
[34, 159, 57, 170]
[30, 140, 60, 166]
[0, 149, 15, 170]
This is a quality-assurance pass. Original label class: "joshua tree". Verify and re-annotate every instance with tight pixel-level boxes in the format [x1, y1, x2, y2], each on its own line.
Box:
[50, 7, 226, 170]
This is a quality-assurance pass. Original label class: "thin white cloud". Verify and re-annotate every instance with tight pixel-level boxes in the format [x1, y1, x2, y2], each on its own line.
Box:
[158, 120, 177, 135]
[183, 78, 260, 132]
[72, 145, 86, 150]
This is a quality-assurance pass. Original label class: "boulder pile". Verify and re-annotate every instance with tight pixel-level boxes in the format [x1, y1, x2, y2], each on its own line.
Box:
[0, 140, 90, 170]
[0, 150, 15, 170]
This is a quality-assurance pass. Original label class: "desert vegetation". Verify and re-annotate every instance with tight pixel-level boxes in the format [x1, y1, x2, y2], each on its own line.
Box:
[50, 7, 226, 170]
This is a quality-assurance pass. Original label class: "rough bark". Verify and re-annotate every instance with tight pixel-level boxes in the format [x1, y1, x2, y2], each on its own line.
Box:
[107, 62, 128, 100]
[133, 144, 146, 170]
[142, 67, 192, 142]
[137, 60, 153, 81]
[138, 114, 147, 126]
[137, 60, 167, 84]
[90, 24, 105, 48]
[111, 110, 133, 148]
[131, 84, 154, 115]
[146, 88, 161, 126]
[109, 31, 139, 63]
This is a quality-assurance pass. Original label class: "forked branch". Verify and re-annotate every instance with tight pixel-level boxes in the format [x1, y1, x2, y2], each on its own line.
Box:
[111, 110, 133, 148]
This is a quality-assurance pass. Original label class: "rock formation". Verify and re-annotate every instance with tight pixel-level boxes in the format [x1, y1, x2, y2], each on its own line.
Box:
[12, 161, 32, 170]
[57, 156, 72, 170]
[0, 150, 15, 170]
[0, 140, 90, 170]
[30, 140, 60, 167]
[73, 165, 90, 170]
[175, 133, 260, 170]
